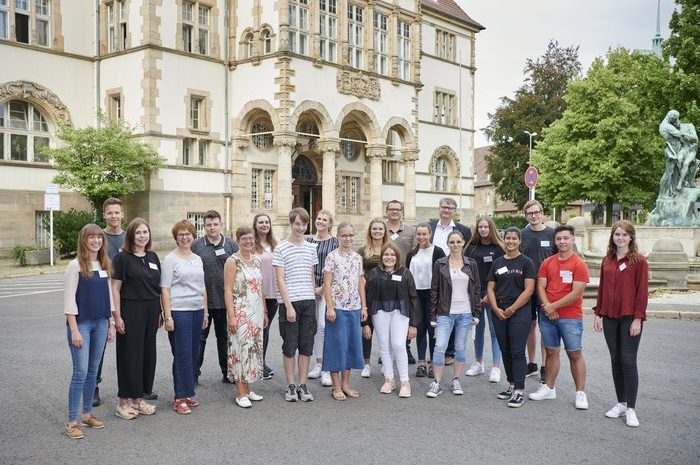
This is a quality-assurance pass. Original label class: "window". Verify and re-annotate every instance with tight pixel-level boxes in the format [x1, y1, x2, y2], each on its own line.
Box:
[433, 90, 456, 126]
[198, 140, 207, 166]
[319, 0, 336, 62]
[187, 212, 206, 238]
[198, 5, 209, 55]
[35, 0, 49, 46]
[107, 2, 115, 52]
[182, 1, 193, 52]
[251, 168, 275, 210]
[183, 138, 193, 165]
[261, 28, 272, 54]
[183, 138, 208, 166]
[347, 4, 363, 68]
[108, 94, 122, 124]
[382, 160, 400, 184]
[119, 0, 127, 49]
[372, 12, 387, 75]
[339, 176, 360, 213]
[35, 211, 50, 247]
[289, 0, 308, 55]
[15, 0, 29, 43]
[106, 1, 127, 52]
[433, 157, 450, 192]
[190, 97, 203, 130]
[251, 122, 271, 149]
[0, 100, 51, 162]
[0, 0, 7, 39]
[397, 20, 410, 80]
[435, 29, 456, 61]
[245, 33, 254, 58]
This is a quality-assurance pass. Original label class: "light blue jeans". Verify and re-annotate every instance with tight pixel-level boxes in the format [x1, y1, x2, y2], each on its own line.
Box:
[433, 313, 472, 367]
[67, 318, 109, 422]
[474, 304, 501, 365]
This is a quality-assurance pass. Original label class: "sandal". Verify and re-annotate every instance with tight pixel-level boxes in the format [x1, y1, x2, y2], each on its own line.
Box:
[131, 400, 156, 415]
[428, 365, 435, 378]
[416, 364, 427, 377]
[115, 404, 138, 420]
[331, 387, 346, 401]
[341, 386, 359, 398]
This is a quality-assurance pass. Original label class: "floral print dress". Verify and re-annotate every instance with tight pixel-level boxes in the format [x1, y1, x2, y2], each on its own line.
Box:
[227, 254, 264, 383]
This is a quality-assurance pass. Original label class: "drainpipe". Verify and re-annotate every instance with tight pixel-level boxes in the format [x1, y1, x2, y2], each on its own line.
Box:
[224, 0, 231, 234]
[95, 0, 101, 128]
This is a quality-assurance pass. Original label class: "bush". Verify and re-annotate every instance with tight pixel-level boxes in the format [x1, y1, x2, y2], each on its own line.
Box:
[43, 209, 105, 257]
[11, 245, 37, 266]
[493, 215, 528, 230]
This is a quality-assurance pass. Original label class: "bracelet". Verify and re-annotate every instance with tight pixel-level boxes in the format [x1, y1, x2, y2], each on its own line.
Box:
[204, 313, 210, 317]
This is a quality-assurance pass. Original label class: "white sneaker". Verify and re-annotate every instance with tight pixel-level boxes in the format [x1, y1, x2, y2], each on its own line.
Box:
[235, 396, 252, 408]
[308, 363, 322, 379]
[605, 403, 628, 418]
[529, 384, 556, 401]
[489, 367, 501, 383]
[320, 371, 332, 387]
[247, 391, 263, 401]
[625, 408, 639, 427]
[465, 362, 484, 376]
[361, 364, 371, 378]
[575, 391, 588, 410]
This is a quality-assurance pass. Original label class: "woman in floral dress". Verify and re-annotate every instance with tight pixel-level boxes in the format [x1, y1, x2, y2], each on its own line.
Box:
[224, 226, 267, 408]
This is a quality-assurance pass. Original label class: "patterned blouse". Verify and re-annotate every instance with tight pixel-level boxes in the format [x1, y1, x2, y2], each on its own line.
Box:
[323, 248, 363, 311]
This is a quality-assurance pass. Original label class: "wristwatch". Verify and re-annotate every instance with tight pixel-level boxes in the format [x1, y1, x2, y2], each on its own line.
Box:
[164, 316, 173, 322]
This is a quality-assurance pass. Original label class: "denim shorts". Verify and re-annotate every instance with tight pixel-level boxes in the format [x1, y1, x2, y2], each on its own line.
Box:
[538, 313, 583, 351]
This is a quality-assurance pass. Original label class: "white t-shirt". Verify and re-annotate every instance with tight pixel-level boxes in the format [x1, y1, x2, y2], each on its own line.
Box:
[450, 269, 472, 315]
[433, 220, 455, 256]
[409, 246, 434, 290]
[272, 240, 318, 302]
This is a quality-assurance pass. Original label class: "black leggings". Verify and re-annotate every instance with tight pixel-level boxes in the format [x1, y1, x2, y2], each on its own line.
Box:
[492, 303, 530, 390]
[415, 289, 435, 362]
[263, 298, 278, 362]
[198, 307, 228, 376]
[603, 316, 642, 408]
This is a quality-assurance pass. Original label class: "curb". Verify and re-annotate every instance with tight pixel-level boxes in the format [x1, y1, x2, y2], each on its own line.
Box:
[583, 307, 700, 320]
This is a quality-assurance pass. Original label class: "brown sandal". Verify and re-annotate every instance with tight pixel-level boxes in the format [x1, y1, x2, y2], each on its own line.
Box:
[341, 386, 359, 398]
[331, 387, 346, 401]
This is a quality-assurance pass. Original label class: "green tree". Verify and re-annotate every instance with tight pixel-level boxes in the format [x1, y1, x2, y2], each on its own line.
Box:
[533, 49, 671, 226]
[47, 119, 165, 214]
[484, 40, 581, 210]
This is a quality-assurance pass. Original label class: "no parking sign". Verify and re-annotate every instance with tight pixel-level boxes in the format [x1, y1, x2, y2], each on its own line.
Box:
[524, 166, 539, 189]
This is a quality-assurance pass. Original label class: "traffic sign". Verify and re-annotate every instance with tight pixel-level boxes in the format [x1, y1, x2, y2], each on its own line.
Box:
[524, 166, 539, 189]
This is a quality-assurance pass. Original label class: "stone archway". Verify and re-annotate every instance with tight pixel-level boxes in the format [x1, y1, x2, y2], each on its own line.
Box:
[292, 154, 321, 233]
[0, 80, 72, 125]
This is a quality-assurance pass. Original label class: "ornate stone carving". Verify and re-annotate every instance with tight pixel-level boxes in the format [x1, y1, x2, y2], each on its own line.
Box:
[401, 148, 420, 163]
[0, 80, 72, 125]
[430, 145, 461, 172]
[317, 139, 341, 154]
[336, 70, 381, 101]
[273, 133, 297, 149]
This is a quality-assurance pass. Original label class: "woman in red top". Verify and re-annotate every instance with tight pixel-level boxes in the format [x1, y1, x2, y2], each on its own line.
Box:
[593, 220, 648, 428]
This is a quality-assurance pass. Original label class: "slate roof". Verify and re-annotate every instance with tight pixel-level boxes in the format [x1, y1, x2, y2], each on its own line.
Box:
[421, 0, 485, 31]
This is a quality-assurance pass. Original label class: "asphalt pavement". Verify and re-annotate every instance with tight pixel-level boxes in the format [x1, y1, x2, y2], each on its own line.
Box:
[0, 274, 699, 465]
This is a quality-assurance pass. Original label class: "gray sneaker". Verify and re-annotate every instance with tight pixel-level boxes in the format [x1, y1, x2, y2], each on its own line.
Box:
[451, 378, 464, 395]
[284, 384, 298, 402]
[296, 384, 314, 402]
[426, 381, 443, 398]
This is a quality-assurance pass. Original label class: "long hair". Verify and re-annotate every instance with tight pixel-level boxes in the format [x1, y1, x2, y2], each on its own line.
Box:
[363, 217, 389, 258]
[604, 220, 641, 265]
[123, 217, 152, 253]
[466, 215, 505, 253]
[253, 213, 277, 253]
[77, 223, 110, 279]
[410, 222, 433, 255]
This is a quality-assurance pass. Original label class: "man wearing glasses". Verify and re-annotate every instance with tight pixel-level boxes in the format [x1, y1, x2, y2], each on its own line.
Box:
[429, 197, 472, 256]
[520, 200, 557, 383]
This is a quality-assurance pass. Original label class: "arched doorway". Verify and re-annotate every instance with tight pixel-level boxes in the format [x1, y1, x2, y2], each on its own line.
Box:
[292, 154, 320, 234]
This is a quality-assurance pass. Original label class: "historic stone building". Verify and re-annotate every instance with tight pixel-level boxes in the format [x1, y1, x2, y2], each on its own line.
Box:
[0, 0, 483, 250]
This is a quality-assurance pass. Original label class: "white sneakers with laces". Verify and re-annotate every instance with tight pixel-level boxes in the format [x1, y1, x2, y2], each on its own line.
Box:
[465, 362, 484, 376]
[529, 384, 556, 401]
[605, 402, 627, 418]
[308, 363, 322, 379]
[575, 391, 588, 410]
[625, 409, 640, 427]
[361, 364, 371, 378]
[489, 367, 501, 383]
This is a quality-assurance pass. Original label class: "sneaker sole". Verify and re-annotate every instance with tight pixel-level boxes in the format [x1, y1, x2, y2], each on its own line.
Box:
[426, 392, 442, 398]
[65, 431, 84, 439]
[528, 395, 556, 401]
[452, 390, 464, 395]
[575, 404, 589, 410]
[508, 401, 524, 408]
[497, 394, 511, 400]
[284, 396, 298, 402]
[80, 421, 105, 429]
[525, 371, 539, 377]
[299, 396, 314, 402]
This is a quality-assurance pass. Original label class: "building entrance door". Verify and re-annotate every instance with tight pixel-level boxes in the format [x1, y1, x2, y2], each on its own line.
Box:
[292, 154, 321, 234]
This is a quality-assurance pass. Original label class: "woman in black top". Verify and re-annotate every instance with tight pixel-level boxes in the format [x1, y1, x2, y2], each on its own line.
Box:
[112, 218, 161, 419]
[486, 227, 536, 408]
[465, 216, 505, 382]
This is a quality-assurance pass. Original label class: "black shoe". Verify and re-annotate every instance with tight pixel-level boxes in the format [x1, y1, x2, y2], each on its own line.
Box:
[92, 387, 101, 407]
[497, 386, 514, 400]
[526, 362, 539, 377]
[428, 365, 435, 378]
[416, 365, 427, 378]
[222, 374, 232, 384]
[508, 391, 524, 408]
[194, 376, 200, 386]
[407, 349, 416, 365]
[540, 366, 546, 384]
[143, 392, 158, 400]
[262, 364, 273, 380]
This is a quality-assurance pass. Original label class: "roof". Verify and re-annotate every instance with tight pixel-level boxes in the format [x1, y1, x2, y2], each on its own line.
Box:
[421, 0, 485, 31]
[473, 145, 492, 187]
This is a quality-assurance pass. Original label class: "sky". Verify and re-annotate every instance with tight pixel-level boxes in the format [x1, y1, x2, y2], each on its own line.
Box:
[458, 0, 678, 148]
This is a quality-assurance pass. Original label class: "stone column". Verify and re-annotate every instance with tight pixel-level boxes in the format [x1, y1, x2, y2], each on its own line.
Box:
[274, 134, 296, 218]
[366, 145, 385, 218]
[318, 139, 340, 215]
[402, 149, 419, 221]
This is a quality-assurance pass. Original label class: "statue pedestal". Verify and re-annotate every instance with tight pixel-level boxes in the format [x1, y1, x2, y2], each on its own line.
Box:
[650, 188, 700, 226]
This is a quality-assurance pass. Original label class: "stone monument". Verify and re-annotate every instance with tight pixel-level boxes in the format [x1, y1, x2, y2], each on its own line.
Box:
[650, 110, 700, 226]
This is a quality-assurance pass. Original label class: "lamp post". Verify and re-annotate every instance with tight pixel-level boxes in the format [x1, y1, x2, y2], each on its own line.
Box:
[524, 131, 537, 201]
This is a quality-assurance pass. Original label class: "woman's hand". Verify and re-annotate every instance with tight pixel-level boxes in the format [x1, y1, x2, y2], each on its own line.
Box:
[315, 286, 324, 298]
[202, 314, 209, 330]
[493, 307, 506, 321]
[114, 316, 126, 335]
[362, 325, 372, 340]
[71, 330, 83, 349]
[326, 308, 336, 323]
[263, 312, 269, 329]
[480, 295, 488, 305]
[227, 314, 237, 333]
[407, 326, 417, 340]
[164, 318, 174, 332]
[593, 315, 603, 332]
[107, 323, 116, 343]
[630, 318, 642, 337]
[361, 309, 368, 322]
[472, 317, 479, 327]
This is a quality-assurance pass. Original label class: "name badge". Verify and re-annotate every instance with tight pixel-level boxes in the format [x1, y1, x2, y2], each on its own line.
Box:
[618, 263, 627, 271]
[540, 241, 550, 247]
[391, 233, 400, 241]
[98, 270, 108, 278]
[496, 266, 508, 275]
[483, 255, 493, 263]
[391, 274, 403, 282]
[215, 248, 226, 256]
[148, 262, 159, 270]
[560, 270, 573, 284]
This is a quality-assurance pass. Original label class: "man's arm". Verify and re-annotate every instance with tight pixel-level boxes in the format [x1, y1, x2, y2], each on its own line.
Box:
[275, 265, 296, 323]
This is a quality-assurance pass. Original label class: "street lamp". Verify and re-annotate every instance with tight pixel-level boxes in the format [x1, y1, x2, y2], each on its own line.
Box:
[524, 131, 537, 200]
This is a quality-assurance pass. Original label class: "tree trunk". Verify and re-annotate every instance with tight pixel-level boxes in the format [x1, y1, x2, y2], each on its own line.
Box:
[605, 197, 614, 227]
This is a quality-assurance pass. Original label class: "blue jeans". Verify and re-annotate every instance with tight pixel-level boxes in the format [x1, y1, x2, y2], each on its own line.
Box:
[168, 310, 203, 399]
[433, 313, 472, 367]
[67, 318, 109, 421]
[539, 313, 583, 351]
[474, 304, 501, 365]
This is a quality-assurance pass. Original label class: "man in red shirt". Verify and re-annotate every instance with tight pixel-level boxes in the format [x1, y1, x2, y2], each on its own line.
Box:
[529, 225, 590, 410]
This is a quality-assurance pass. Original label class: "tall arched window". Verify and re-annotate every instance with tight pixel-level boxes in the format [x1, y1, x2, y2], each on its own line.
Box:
[0, 100, 51, 162]
[434, 156, 449, 192]
[246, 33, 255, 58]
[261, 29, 272, 54]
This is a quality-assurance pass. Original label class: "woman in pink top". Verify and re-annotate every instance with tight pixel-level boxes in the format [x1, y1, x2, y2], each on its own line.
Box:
[253, 213, 278, 380]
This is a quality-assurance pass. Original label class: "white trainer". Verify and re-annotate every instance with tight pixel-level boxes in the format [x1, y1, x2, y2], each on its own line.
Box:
[489, 367, 501, 383]
[625, 408, 640, 427]
[575, 391, 588, 410]
[235, 396, 252, 408]
[320, 371, 332, 387]
[528, 384, 556, 401]
[247, 391, 263, 401]
[605, 403, 628, 418]
[361, 364, 371, 378]
[308, 363, 322, 379]
[465, 362, 485, 376]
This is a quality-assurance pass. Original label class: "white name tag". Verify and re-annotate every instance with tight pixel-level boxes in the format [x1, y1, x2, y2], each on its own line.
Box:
[618, 263, 627, 271]
[98, 270, 108, 278]
[540, 241, 550, 247]
[483, 255, 493, 263]
[391, 274, 403, 282]
[497, 266, 508, 275]
[391, 233, 399, 241]
[215, 248, 226, 256]
[560, 270, 573, 284]
[148, 262, 158, 270]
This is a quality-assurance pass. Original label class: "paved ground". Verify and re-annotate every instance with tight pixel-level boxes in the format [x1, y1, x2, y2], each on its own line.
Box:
[1, 273, 699, 465]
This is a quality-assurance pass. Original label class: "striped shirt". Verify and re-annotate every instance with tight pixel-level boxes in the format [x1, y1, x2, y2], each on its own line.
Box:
[272, 240, 318, 303]
[306, 236, 339, 287]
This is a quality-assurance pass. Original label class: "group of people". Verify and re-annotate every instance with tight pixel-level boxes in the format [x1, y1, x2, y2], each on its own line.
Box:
[63, 196, 648, 439]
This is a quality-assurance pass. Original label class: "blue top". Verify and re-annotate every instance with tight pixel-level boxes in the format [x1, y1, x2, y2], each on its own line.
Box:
[76, 270, 112, 323]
